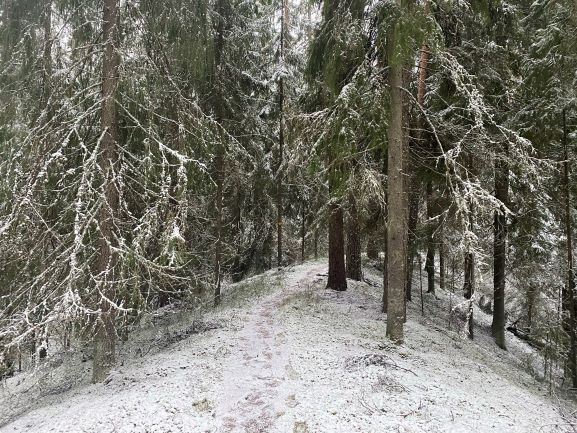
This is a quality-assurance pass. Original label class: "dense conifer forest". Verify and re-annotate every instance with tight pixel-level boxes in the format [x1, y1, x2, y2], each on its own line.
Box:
[1, 0, 577, 431]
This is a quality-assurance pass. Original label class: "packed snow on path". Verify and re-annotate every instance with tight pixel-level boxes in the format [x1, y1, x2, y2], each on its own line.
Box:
[1, 260, 576, 433]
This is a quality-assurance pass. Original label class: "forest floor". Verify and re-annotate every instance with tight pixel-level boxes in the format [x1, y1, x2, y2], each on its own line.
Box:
[1, 260, 576, 433]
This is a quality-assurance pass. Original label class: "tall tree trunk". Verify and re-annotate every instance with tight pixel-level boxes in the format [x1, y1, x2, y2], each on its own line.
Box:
[367, 236, 378, 260]
[562, 108, 577, 387]
[346, 193, 362, 281]
[464, 242, 475, 339]
[382, 203, 389, 313]
[327, 201, 347, 291]
[385, 13, 407, 343]
[527, 284, 535, 334]
[463, 155, 475, 302]
[491, 148, 508, 350]
[253, 166, 268, 274]
[314, 227, 319, 260]
[267, 231, 273, 270]
[276, 0, 286, 268]
[213, 132, 224, 305]
[439, 229, 445, 291]
[231, 190, 244, 282]
[213, 0, 227, 306]
[466, 296, 474, 340]
[93, 0, 120, 383]
[425, 181, 435, 293]
[402, 55, 411, 322]
[406, 185, 418, 302]
[32, 0, 53, 364]
[463, 155, 475, 339]
[417, 4, 434, 295]
[463, 252, 474, 300]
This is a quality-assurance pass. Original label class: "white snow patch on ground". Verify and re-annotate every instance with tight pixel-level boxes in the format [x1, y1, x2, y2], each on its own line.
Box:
[1, 260, 576, 433]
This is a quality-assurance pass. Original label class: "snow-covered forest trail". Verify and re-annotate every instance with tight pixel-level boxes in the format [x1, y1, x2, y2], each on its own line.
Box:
[1, 261, 576, 433]
[215, 265, 322, 432]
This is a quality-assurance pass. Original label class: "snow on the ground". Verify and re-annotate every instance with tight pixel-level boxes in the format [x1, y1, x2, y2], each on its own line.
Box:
[1, 260, 576, 433]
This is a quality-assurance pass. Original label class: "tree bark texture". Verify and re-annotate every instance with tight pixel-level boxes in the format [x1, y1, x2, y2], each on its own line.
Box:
[327, 201, 347, 291]
[385, 15, 407, 343]
[491, 151, 508, 350]
[93, 0, 120, 383]
[425, 180, 435, 294]
[346, 194, 362, 281]
[213, 0, 228, 306]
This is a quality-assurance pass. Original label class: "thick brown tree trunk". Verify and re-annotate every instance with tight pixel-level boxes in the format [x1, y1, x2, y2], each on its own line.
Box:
[327, 201, 347, 291]
[491, 150, 508, 350]
[93, 0, 120, 383]
[385, 12, 407, 343]
[346, 194, 362, 281]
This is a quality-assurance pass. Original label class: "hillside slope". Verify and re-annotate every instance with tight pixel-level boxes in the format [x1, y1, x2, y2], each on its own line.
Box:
[1, 261, 575, 433]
